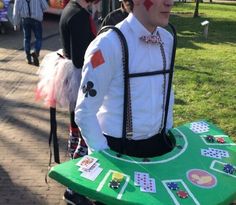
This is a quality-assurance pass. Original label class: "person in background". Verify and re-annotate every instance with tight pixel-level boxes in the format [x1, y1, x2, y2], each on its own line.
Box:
[100, 0, 133, 27]
[59, 0, 99, 204]
[75, 0, 175, 158]
[12, 0, 48, 66]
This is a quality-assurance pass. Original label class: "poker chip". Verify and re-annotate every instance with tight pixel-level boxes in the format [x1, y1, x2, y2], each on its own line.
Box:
[176, 145, 183, 149]
[116, 153, 122, 158]
[206, 135, 215, 143]
[109, 180, 120, 189]
[177, 190, 189, 199]
[142, 158, 150, 162]
[216, 137, 225, 144]
[223, 164, 235, 174]
[167, 182, 179, 190]
[112, 172, 124, 182]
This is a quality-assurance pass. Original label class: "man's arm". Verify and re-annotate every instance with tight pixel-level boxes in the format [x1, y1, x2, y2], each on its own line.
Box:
[40, 0, 49, 12]
[70, 13, 95, 68]
[75, 35, 116, 152]
[12, 0, 21, 27]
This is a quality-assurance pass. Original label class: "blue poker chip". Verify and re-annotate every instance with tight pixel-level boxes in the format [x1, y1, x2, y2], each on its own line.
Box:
[167, 182, 179, 190]
[223, 164, 235, 174]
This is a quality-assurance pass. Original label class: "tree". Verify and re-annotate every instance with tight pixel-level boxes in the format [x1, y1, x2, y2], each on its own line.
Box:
[193, 0, 200, 18]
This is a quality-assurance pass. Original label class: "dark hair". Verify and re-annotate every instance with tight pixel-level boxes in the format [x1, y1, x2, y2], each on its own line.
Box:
[121, 0, 134, 11]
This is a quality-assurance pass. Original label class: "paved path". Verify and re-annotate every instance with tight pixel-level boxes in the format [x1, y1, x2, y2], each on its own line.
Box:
[0, 14, 69, 205]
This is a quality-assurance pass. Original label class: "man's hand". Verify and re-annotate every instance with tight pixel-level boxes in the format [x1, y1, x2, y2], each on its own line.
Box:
[14, 25, 19, 31]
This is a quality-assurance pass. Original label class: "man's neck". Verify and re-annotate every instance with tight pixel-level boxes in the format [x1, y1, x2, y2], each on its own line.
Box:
[76, 0, 90, 9]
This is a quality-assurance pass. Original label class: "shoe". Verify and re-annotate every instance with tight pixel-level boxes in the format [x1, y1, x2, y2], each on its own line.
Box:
[68, 131, 79, 158]
[26, 54, 32, 64]
[63, 189, 95, 205]
[31, 51, 39, 66]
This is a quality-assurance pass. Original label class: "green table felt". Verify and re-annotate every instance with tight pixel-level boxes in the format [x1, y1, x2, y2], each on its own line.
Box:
[49, 120, 236, 205]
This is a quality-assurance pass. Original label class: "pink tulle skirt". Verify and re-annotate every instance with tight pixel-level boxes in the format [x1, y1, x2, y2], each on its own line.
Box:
[35, 49, 82, 111]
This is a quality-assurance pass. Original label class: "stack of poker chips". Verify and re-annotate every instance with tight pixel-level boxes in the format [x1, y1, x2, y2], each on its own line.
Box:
[206, 135, 215, 143]
[109, 172, 124, 189]
[167, 182, 189, 199]
[223, 164, 235, 175]
[216, 137, 225, 144]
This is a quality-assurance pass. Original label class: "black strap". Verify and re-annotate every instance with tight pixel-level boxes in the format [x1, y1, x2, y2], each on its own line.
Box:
[48, 107, 60, 164]
[98, 26, 130, 154]
[129, 69, 171, 78]
[25, 0, 31, 17]
[162, 23, 177, 134]
[45, 107, 60, 184]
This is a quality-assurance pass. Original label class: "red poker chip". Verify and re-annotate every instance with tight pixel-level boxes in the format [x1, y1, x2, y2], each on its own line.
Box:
[216, 137, 225, 143]
[177, 190, 189, 199]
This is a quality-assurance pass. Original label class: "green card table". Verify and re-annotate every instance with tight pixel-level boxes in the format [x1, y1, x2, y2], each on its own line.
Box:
[49, 120, 236, 205]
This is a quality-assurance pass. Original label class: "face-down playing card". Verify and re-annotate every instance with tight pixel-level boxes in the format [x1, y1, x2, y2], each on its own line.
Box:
[134, 172, 149, 186]
[201, 148, 230, 159]
[134, 172, 156, 193]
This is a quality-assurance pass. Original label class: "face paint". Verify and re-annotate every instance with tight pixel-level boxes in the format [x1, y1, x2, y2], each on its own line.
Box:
[143, 0, 154, 11]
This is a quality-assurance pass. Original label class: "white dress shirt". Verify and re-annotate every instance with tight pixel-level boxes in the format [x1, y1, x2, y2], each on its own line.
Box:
[75, 13, 174, 152]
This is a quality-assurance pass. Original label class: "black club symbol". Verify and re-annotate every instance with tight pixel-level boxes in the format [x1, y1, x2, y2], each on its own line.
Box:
[82, 81, 97, 97]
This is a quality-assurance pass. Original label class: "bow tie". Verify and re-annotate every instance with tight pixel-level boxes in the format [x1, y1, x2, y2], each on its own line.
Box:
[139, 34, 163, 45]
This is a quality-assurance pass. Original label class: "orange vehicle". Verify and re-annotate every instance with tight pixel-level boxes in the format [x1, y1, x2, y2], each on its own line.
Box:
[46, 0, 69, 15]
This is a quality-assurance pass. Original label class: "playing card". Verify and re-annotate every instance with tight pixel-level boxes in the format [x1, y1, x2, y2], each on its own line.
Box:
[80, 167, 103, 181]
[76, 155, 98, 170]
[190, 122, 209, 133]
[79, 162, 100, 173]
[134, 172, 149, 186]
[208, 148, 229, 158]
[140, 178, 156, 193]
[201, 149, 221, 159]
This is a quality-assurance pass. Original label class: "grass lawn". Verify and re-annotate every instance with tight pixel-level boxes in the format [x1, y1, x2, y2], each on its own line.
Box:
[169, 2, 236, 141]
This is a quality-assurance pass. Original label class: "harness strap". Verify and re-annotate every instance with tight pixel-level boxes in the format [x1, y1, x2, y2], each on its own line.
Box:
[129, 69, 172, 78]
[98, 26, 130, 154]
[162, 23, 177, 134]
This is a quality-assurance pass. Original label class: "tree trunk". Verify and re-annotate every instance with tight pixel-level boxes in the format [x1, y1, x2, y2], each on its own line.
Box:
[193, 0, 200, 18]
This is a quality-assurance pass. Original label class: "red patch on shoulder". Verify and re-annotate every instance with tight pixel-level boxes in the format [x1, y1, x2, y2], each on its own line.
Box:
[91, 50, 105, 69]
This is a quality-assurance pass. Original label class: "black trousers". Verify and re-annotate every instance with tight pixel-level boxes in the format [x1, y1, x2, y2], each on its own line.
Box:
[104, 132, 176, 158]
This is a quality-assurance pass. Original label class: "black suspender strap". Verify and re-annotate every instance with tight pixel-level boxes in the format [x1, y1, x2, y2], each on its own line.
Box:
[98, 26, 130, 154]
[128, 69, 171, 78]
[162, 23, 177, 134]
[25, 0, 31, 17]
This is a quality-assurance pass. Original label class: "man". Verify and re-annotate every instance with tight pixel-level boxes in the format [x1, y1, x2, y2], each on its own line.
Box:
[12, 0, 48, 66]
[75, 0, 175, 159]
[100, 0, 133, 27]
[59, 0, 99, 204]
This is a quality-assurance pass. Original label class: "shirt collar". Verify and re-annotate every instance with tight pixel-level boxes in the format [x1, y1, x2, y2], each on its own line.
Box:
[126, 13, 159, 39]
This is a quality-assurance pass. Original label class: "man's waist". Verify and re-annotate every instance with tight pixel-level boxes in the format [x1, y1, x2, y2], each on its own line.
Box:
[103, 130, 160, 141]
[22, 17, 41, 22]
